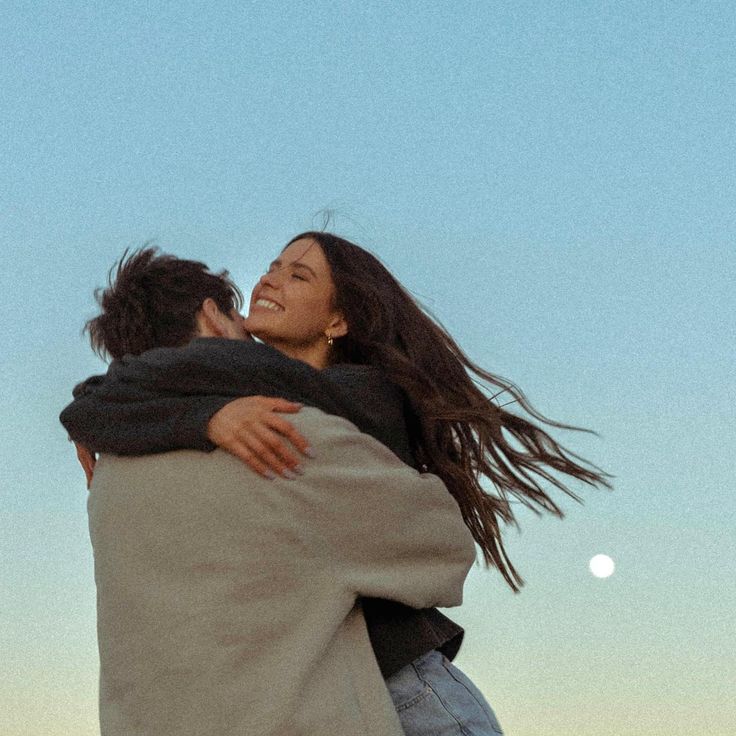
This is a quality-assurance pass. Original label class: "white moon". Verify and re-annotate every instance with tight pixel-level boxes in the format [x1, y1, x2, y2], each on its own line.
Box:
[589, 554, 615, 578]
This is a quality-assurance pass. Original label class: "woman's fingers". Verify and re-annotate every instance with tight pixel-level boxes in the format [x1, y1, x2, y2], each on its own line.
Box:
[254, 424, 303, 472]
[249, 396, 312, 463]
[223, 440, 277, 480]
[259, 397, 303, 414]
[207, 396, 313, 478]
[263, 413, 314, 459]
[227, 433, 299, 480]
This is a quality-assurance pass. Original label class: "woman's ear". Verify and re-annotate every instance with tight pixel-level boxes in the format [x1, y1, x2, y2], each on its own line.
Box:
[327, 312, 348, 338]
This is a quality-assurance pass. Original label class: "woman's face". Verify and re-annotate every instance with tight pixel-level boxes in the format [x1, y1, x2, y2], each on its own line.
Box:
[244, 238, 347, 367]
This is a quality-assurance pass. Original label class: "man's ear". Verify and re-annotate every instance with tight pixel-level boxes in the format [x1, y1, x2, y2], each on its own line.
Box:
[327, 312, 348, 339]
[196, 298, 228, 337]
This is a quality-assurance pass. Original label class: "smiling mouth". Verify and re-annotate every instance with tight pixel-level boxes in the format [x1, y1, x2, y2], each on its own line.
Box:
[254, 298, 284, 312]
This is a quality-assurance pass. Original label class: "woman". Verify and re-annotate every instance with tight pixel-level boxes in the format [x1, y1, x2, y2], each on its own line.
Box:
[239, 232, 608, 585]
[66, 232, 610, 735]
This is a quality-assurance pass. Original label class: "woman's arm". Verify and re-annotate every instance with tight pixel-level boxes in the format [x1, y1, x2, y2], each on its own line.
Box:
[71, 338, 348, 407]
[60, 337, 410, 468]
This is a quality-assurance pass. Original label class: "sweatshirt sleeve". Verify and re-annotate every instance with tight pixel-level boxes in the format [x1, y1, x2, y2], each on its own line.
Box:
[62, 393, 235, 454]
[295, 409, 476, 610]
[59, 338, 375, 455]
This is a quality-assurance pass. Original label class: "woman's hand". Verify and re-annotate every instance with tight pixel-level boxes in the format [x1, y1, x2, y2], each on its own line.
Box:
[74, 442, 97, 489]
[207, 396, 314, 479]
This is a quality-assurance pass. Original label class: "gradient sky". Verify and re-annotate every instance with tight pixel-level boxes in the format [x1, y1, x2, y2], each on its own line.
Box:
[2, 3, 734, 735]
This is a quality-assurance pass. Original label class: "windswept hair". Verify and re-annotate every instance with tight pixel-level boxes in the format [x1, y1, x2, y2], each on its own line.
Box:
[85, 246, 243, 361]
[290, 231, 612, 591]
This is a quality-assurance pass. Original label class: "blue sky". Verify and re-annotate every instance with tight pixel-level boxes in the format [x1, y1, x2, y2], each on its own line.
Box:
[2, 3, 734, 734]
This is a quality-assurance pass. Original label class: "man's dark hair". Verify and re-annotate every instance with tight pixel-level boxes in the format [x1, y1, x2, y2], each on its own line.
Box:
[85, 246, 243, 360]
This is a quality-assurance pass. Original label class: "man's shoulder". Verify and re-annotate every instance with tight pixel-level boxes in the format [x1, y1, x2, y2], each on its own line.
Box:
[90, 408, 410, 499]
[93, 448, 247, 485]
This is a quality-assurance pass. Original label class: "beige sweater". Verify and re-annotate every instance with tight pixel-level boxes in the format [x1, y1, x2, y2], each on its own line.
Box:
[89, 408, 476, 736]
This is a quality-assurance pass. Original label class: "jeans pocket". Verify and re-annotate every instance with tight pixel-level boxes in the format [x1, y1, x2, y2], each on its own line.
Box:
[440, 657, 504, 735]
[393, 684, 434, 714]
[386, 662, 434, 712]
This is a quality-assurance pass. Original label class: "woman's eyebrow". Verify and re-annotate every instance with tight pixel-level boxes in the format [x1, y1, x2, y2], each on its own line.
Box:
[292, 262, 317, 278]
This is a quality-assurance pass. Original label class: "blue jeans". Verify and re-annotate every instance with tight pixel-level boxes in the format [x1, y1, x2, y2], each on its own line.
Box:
[385, 650, 504, 735]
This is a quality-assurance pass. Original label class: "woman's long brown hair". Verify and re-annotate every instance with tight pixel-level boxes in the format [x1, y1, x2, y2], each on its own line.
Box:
[289, 231, 612, 591]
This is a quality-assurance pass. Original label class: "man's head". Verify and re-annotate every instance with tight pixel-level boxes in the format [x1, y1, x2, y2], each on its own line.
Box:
[85, 247, 247, 360]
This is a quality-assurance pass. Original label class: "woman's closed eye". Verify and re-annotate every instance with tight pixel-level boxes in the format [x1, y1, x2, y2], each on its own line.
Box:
[264, 263, 308, 281]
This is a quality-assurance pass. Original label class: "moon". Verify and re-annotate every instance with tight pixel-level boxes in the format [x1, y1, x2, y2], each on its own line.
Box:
[589, 554, 615, 578]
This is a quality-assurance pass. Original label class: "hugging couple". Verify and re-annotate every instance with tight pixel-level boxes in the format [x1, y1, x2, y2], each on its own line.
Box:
[61, 230, 608, 735]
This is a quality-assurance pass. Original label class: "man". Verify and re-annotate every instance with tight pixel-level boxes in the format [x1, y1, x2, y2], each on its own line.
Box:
[62, 248, 475, 736]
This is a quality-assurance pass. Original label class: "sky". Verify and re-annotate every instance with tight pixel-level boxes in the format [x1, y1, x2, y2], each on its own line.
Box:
[1, 2, 734, 734]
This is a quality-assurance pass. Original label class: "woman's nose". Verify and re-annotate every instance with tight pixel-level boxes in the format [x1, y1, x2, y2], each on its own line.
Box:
[261, 268, 284, 289]
[260, 269, 282, 288]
